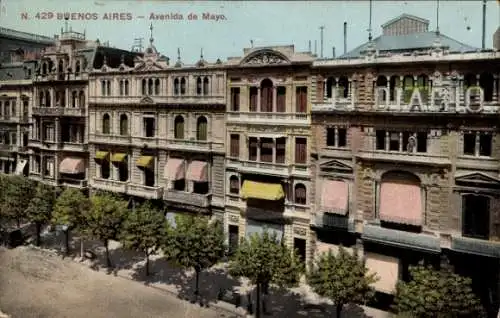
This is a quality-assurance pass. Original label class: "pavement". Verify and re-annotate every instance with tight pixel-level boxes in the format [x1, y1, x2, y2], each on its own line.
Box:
[0, 246, 234, 318]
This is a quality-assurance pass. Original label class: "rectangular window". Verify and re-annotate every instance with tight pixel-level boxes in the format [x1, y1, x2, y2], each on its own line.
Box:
[101, 80, 106, 96]
[144, 117, 155, 137]
[463, 133, 476, 155]
[295, 137, 307, 164]
[479, 133, 492, 157]
[231, 87, 240, 111]
[376, 130, 386, 150]
[295, 86, 307, 113]
[230, 134, 240, 158]
[462, 195, 490, 239]
[260, 138, 273, 163]
[249, 87, 258, 112]
[276, 137, 286, 164]
[416, 132, 427, 153]
[277, 86, 286, 112]
[326, 128, 336, 147]
[248, 137, 258, 161]
[389, 132, 400, 151]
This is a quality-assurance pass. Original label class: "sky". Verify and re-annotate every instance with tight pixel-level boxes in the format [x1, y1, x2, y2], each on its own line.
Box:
[0, 0, 499, 63]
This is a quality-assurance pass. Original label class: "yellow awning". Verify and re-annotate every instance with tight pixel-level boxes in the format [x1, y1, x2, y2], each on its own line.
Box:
[111, 153, 127, 163]
[136, 156, 154, 168]
[241, 180, 285, 201]
[95, 151, 109, 160]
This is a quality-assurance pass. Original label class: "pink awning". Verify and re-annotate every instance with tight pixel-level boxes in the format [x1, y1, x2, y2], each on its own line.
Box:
[164, 158, 185, 180]
[321, 180, 348, 215]
[186, 161, 208, 182]
[59, 157, 85, 174]
[379, 181, 422, 225]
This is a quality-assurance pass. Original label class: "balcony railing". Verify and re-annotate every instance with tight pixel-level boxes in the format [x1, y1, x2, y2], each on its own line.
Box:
[451, 235, 500, 258]
[89, 134, 132, 145]
[132, 136, 158, 148]
[32, 107, 85, 116]
[226, 158, 310, 177]
[356, 150, 450, 166]
[60, 178, 88, 188]
[60, 142, 87, 152]
[89, 95, 225, 105]
[362, 223, 441, 253]
[91, 178, 128, 193]
[313, 213, 354, 231]
[227, 111, 310, 125]
[163, 190, 211, 208]
[127, 183, 163, 200]
[162, 139, 213, 152]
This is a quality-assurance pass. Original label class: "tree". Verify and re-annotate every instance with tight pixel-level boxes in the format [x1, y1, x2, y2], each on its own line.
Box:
[120, 200, 166, 276]
[25, 182, 57, 246]
[393, 261, 486, 318]
[52, 188, 90, 255]
[229, 231, 304, 318]
[1, 175, 34, 227]
[165, 214, 225, 300]
[84, 193, 127, 268]
[307, 247, 377, 318]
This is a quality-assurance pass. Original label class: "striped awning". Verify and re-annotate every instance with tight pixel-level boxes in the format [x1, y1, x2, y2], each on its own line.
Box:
[111, 153, 127, 163]
[59, 157, 85, 174]
[136, 156, 154, 169]
[241, 181, 284, 201]
[164, 158, 185, 180]
[186, 161, 208, 182]
[95, 151, 109, 160]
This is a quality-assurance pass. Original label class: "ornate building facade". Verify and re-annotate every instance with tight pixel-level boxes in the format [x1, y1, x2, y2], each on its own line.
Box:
[88, 35, 227, 222]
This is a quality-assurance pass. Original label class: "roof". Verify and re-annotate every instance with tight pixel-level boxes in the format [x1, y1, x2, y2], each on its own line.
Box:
[0, 27, 54, 45]
[381, 14, 429, 28]
[0, 61, 36, 81]
[341, 32, 477, 59]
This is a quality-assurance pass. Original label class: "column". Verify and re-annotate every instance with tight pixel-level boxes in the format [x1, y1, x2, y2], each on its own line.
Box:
[272, 138, 276, 163]
[323, 80, 327, 100]
[475, 132, 480, 157]
[493, 75, 498, 102]
[256, 137, 261, 161]
[385, 131, 389, 151]
[399, 132, 403, 152]
[51, 89, 56, 107]
[55, 118, 60, 143]
[188, 181, 194, 192]
[335, 78, 340, 99]
[272, 86, 277, 112]
[257, 87, 261, 112]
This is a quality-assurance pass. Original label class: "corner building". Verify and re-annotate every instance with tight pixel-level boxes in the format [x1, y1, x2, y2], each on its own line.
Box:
[310, 14, 500, 314]
[88, 39, 227, 221]
[224, 46, 315, 263]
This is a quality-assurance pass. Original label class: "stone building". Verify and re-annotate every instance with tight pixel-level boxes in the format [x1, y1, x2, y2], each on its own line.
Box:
[0, 27, 55, 63]
[223, 45, 315, 262]
[311, 15, 500, 314]
[29, 26, 139, 189]
[88, 34, 227, 221]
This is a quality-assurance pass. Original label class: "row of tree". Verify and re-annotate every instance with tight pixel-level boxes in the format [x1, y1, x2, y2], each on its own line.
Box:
[0, 175, 487, 317]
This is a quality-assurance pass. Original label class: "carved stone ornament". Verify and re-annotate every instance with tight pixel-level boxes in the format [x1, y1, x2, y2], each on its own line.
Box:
[229, 215, 239, 223]
[244, 52, 288, 65]
[293, 227, 307, 236]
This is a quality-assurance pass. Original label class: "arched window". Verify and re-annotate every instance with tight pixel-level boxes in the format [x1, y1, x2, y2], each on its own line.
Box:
[180, 77, 186, 95]
[376, 75, 388, 102]
[119, 80, 124, 96]
[260, 79, 273, 112]
[196, 116, 208, 141]
[148, 78, 153, 95]
[174, 115, 184, 139]
[119, 114, 128, 136]
[101, 80, 106, 96]
[154, 78, 160, 95]
[75, 61, 80, 75]
[72, 91, 77, 107]
[106, 80, 111, 96]
[380, 171, 422, 226]
[102, 113, 111, 134]
[124, 80, 129, 95]
[338, 76, 349, 98]
[142, 79, 147, 95]
[196, 77, 202, 95]
[203, 77, 209, 96]
[479, 73, 494, 102]
[326, 77, 336, 98]
[174, 78, 180, 95]
[389, 75, 400, 102]
[58, 60, 64, 73]
[46, 91, 51, 107]
[294, 183, 307, 205]
[229, 176, 239, 194]
[39, 91, 44, 106]
[79, 91, 85, 108]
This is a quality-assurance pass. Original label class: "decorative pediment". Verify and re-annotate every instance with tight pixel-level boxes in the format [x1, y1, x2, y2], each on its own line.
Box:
[319, 160, 353, 172]
[455, 172, 500, 186]
[241, 50, 290, 66]
[139, 96, 154, 104]
[134, 59, 164, 71]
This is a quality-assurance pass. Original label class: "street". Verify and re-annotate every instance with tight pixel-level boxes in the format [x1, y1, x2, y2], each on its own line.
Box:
[0, 246, 232, 318]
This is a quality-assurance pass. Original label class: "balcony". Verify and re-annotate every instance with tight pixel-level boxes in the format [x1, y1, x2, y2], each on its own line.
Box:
[127, 183, 163, 200]
[132, 136, 159, 149]
[32, 107, 85, 117]
[162, 138, 213, 152]
[89, 95, 225, 105]
[60, 142, 87, 152]
[362, 223, 441, 253]
[312, 212, 354, 231]
[451, 236, 500, 258]
[89, 134, 132, 145]
[356, 150, 450, 166]
[35, 72, 89, 82]
[28, 139, 59, 150]
[91, 178, 128, 193]
[59, 178, 88, 188]
[227, 111, 310, 126]
[226, 158, 290, 177]
[0, 144, 17, 152]
[163, 190, 211, 208]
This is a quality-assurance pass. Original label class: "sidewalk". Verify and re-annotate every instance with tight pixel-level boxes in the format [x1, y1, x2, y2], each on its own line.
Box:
[38, 232, 393, 318]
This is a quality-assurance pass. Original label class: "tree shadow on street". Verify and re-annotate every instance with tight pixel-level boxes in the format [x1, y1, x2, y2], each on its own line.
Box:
[130, 257, 241, 309]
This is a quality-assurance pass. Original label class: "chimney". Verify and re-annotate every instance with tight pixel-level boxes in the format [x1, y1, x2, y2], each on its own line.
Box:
[343, 22, 347, 54]
[494, 27, 500, 50]
[332, 47, 336, 58]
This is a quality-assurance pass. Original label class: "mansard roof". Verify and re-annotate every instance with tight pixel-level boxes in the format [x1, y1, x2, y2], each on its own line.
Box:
[226, 45, 315, 67]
